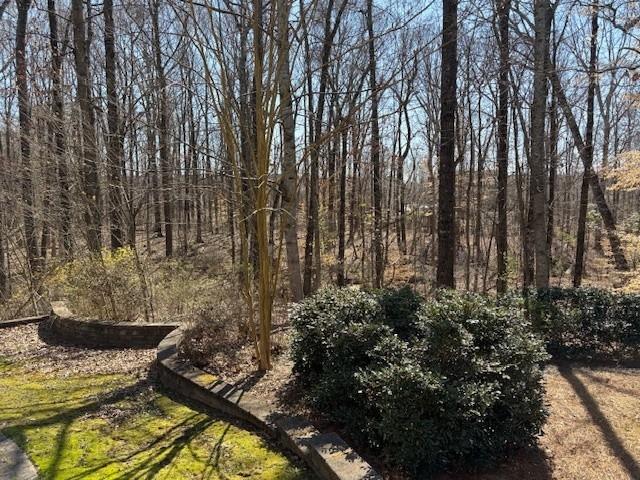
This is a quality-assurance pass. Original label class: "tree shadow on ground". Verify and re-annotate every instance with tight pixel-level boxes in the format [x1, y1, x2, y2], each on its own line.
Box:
[3, 373, 238, 479]
[3, 377, 151, 478]
[558, 364, 640, 479]
[228, 370, 265, 392]
[64, 414, 217, 480]
[578, 368, 640, 398]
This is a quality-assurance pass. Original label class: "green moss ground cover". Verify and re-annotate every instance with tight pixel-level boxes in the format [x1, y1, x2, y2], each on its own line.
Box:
[0, 358, 310, 480]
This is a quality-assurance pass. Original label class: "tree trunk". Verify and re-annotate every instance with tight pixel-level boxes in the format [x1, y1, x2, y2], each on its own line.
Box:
[71, 0, 101, 252]
[277, 0, 303, 301]
[574, 5, 599, 286]
[253, 0, 272, 371]
[465, 96, 474, 291]
[366, 0, 383, 288]
[495, 0, 510, 294]
[0, 210, 5, 298]
[473, 101, 485, 292]
[547, 81, 558, 255]
[337, 118, 348, 286]
[105, 0, 124, 250]
[151, 0, 173, 256]
[48, 0, 72, 254]
[530, 0, 552, 289]
[16, 0, 38, 265]
[436, 0, 458, 288]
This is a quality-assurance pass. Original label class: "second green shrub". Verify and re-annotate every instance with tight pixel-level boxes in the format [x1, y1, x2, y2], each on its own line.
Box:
[290, 287, 548, 476]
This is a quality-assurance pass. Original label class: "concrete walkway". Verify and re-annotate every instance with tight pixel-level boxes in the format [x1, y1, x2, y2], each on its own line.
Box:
[0, 433, 38, 479]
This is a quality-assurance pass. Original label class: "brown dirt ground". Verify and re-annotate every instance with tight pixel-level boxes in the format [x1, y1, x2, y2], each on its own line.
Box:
[438, 364, 640, 480]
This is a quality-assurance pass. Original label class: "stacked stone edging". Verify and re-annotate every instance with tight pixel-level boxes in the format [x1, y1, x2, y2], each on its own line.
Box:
[0, 315, 49, 329]
[47, 302, 179, 349]
[17, 301, 382, 479]
[156, 328, 382, 480]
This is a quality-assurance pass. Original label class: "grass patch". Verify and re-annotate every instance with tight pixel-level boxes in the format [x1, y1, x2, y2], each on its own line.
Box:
[0, 361, 309, 479]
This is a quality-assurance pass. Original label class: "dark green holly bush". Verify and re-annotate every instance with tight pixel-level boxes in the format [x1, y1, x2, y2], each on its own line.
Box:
[375, 285, 423, 339]
[290, 287, 548, 476]
[290, 287, 383, 384]
[532, 287, 640, 357]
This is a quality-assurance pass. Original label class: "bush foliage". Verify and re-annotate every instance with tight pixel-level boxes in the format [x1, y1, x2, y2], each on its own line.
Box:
[47, 247, 232, 323]
[47, 247, 144, 322]
[291, 287, 548, 475]
[532, 287, 640, 358]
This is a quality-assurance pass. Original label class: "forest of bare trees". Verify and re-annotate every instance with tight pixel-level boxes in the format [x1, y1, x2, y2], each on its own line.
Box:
[1, 0, 640, 367]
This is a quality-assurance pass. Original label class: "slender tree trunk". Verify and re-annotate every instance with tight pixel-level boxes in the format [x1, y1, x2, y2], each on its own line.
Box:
[436, 0, 458, 288]
[238, 17, 258, 272]
[396, 121, 408, 256]
[16, 0, 38, 266]
[337, 119, 348, 286]
[547, 85, 558, 254]
[574, 5, 598, 286]
[105, 0, 124, 249]
[465, 97, 474, 291]
[40, 137, 54, 258]
[224, 142, 236, 264]
[277, 0, 303, 301]
[72, 0, 101, 252]
[0, 210, 5, 298]
[473, 103, 484, 292]
[48, 0, 72, 254]
[147, 124, 162, 237]
[151, 0, 172, 256]
[496, 0, 510, 294]
[366, 0, 384, 288]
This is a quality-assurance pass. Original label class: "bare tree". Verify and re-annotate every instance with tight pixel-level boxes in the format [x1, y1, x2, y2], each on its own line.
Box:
[366, 0, 383, 288]
[436, 0, 458, 288]
[276, 0, 303, 301]
[530, 0, 552, 289]
[71, 0, 101, 252]
[151, 0, 173, 257]
[495, 0, 510, 294]
[105, 0, 124, 249]
[16, 0, 37, 265]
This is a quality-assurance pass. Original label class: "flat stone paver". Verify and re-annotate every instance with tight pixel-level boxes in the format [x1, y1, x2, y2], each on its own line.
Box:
[0, 433, 38, 480]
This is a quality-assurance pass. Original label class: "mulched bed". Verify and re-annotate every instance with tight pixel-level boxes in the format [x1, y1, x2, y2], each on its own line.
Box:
[0, 323, 154, 376]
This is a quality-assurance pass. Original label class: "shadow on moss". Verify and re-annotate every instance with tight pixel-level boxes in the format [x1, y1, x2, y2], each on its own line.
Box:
[0, 361, 310, 480]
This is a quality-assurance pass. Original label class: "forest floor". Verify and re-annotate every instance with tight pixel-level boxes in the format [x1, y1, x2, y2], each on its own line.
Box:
[437, 364, 640, 480]
[3, 223, 640, 322]
[0, 324, 312, 480]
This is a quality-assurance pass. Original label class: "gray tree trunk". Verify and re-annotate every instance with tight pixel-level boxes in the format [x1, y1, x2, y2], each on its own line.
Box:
[277, 0, 303, 301]
[530, 0, 552, 288]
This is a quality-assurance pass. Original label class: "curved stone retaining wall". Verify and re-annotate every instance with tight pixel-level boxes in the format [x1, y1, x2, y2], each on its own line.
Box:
[157, 328, 382, 480]
[21, 301, 381, 479]
[47, 302, 180, 349]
